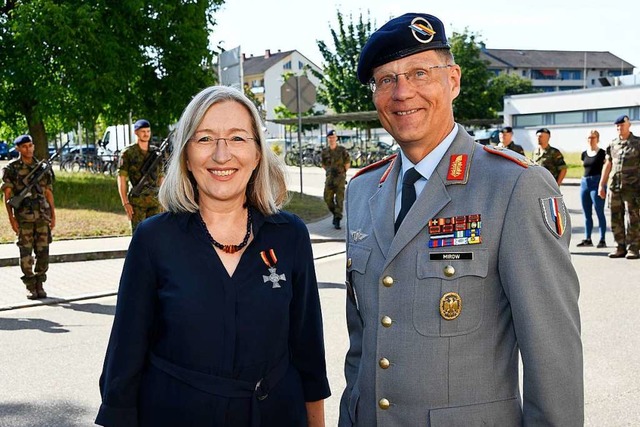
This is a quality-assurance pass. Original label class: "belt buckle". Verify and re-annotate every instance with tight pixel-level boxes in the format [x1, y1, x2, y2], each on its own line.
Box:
[255, 378, 268, 401]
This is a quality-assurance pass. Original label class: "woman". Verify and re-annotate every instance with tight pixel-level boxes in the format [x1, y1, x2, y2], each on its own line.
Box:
[96, 86, 330, 427]
[578, 130, 607, 248]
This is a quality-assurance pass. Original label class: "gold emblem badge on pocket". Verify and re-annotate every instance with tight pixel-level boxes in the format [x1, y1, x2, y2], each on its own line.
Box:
[439, 292, 462, 320]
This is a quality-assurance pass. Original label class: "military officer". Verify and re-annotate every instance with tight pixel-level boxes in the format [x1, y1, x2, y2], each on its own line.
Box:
[532, 128, 567, 185]
[339, 13, 583, 426]
[117, 119, 164, 233]
[498, 126, 525, 155]
[321, 129, 350, 229]
[2, 135, 56, 299]
[598, 115, 640, 259]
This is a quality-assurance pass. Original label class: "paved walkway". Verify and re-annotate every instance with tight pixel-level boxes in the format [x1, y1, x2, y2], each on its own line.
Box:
[0, 215, 345, 311]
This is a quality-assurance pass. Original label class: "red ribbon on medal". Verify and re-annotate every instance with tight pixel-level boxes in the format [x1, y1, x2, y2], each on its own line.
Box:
[260, 249, 278, 267]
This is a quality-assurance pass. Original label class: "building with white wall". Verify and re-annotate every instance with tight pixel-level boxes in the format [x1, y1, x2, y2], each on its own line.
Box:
[481, 48, 635, 93]
[502, 76, 640, 152]
[242, 49, 323, 138]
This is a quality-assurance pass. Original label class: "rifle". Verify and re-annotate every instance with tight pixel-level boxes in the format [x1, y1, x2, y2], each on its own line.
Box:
[128, 133, 172, 198]
[7, 142, 69, 210]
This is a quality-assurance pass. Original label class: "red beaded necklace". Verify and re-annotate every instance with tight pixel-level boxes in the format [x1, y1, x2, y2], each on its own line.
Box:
[198, 209, 252, 254]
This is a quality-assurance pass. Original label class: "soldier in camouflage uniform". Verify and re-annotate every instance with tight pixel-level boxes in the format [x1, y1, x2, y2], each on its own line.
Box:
[598, 115, 640, 259]
[498, 126, 525, 155]
[2, 135, 56, 300]
[321, 130, 350, 229]
[117, 119, 164, 233]
[532, 128, 567, 185]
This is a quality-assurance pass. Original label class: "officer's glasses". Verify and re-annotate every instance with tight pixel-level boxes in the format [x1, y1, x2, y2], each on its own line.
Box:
[369, 64, 452, 93]
[189, 133, 257, 149]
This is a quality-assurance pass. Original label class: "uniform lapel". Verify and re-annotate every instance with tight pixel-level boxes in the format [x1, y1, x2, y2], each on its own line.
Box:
[369, 157, 401, 258]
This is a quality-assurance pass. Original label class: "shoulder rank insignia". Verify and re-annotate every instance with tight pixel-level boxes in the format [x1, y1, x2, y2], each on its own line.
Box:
[483, 145, 535, 168]
[352, 154, 397, 187]
[539, 196, 566, 238]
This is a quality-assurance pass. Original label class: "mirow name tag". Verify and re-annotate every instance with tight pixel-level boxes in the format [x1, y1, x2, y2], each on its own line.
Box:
[430, 252, 473, 261]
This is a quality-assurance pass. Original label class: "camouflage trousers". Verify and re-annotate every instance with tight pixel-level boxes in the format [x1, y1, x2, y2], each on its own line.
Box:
[130, 198, 162, 234]
[17, 221, 51, 289]
[609, 189, 640, 250]
[324, 179, 346, 220]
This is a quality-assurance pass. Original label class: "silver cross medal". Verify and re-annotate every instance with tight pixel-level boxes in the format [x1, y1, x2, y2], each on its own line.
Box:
[263, 267, 286, 288]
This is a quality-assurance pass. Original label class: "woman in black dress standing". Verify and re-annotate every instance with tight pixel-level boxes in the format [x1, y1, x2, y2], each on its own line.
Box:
[96, 86, 330, 427]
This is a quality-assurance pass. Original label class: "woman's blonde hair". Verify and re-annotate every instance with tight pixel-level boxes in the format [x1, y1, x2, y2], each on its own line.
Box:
[589, 129, 600, 140]
[159, 85, 287, 215]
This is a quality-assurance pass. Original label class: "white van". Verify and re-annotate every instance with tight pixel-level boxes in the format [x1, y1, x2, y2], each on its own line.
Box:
[99, 124, 134, 153]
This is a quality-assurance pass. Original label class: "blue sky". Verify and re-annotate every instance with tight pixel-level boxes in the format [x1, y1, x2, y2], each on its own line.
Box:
[212, 0, 640, 71]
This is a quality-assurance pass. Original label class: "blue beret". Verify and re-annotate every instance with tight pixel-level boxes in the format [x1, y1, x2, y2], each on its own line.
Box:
[134, 119, 150, 130]
[327, 129, 336, 137]
[536, 128, 551, 135]
[614, 115, 629, 125]
[357, 13, 451, 84]
[501, 126, 513, 134]
[14, 134, 32, 145]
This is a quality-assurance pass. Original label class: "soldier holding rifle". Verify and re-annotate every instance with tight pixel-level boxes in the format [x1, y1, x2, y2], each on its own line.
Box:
[2, 135, 56, 300]
[117, 119, 165, 233]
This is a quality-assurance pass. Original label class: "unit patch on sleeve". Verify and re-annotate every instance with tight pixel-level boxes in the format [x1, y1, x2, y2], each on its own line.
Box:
[539, 196, 567, 238]
[428, 214, 482, 247]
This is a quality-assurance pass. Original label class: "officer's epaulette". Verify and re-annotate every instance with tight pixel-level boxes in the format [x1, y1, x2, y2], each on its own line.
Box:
[483, 145, 534, 168]
[352, 154, 397, 185]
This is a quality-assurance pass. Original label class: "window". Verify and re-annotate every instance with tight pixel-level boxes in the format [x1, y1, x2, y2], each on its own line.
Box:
[553, 111, 583, 124]
[298, 61, 304, 70]
[597, 108, 630, 123]
[531, 69, 557, 80]
[283, 61, 292, 70]
[559, 70, 582, 80]
[522, 70, 527, 77]
[558, 86, 582, 91]
[514, 114, 544, 127]
[608, 70, 622, 77]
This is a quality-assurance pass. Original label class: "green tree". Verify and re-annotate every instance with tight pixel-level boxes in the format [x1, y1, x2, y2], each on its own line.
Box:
[450, 29, 495, 121]
[314, 10, 378, 131]
[0, 0, 222, 157]
[487, 73, 538, 113]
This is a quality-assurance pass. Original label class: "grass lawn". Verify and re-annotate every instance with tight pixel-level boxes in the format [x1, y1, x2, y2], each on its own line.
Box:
[0, 171, 328, 244]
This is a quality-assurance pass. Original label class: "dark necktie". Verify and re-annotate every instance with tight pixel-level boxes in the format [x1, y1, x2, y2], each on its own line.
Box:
[395, 167, 422, 232]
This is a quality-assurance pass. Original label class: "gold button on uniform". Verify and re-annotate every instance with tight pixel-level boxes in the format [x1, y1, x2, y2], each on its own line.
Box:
[378, 398, 390, 410]
[379, 358, 390, 369]
[347, 258, 352, 268]
[382, 276, 394, 287]
[439, 292, 462, 320]
[381, 316, 393, 327]
[443, 265, 455, 277]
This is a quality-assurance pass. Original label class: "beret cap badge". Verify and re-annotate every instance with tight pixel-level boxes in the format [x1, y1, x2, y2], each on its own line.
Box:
[409, 17, 436, 44]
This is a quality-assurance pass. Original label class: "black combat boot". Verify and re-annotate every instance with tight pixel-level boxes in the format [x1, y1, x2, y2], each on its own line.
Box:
[26, 284, 39, 300]
[608, 245, 627, 258]
[36, 281, 48, 298]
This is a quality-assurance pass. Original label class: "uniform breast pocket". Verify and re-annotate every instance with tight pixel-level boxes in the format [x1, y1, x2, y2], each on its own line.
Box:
[413, 249, 488, 337]
[347, 243, 371, 317]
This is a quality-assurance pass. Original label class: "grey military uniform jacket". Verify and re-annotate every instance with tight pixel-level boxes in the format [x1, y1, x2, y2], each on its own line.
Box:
[339, 125, 583, 426]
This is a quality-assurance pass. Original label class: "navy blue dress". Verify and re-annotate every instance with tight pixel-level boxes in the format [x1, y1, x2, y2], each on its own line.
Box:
[96, 209, 331, 426]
